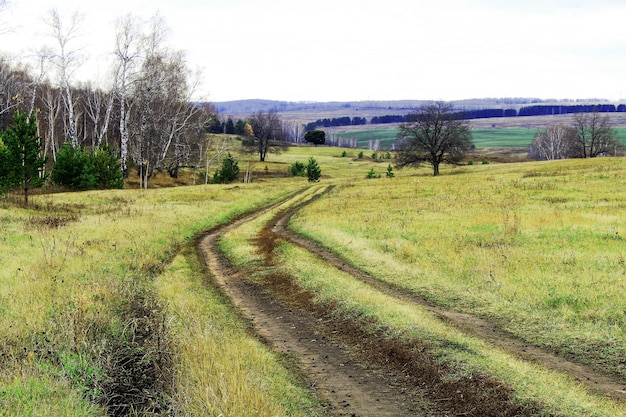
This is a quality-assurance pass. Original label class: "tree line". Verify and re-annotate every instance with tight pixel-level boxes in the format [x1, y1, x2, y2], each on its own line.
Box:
[303, 104, 626, 131]
[0, 12, 217, 189]
[0, 9, 312, 194]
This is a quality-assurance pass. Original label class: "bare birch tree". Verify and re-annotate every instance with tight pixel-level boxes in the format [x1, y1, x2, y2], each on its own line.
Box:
[45, 8, 83, 148]
[113, 14, 141, 177]
[128, 14, 208, 188]
[528, 123, 576, 160]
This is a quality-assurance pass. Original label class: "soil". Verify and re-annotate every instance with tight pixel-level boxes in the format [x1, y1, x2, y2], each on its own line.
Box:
[197, 188, 626, 417]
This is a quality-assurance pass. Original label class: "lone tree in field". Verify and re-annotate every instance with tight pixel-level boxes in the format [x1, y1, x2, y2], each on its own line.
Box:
[247, 109, 286, 161]
[304, 129, 326, 146]
[396, 102, 472, 176]
[571, 110, 622, 158]
[1, 111, 47, 204]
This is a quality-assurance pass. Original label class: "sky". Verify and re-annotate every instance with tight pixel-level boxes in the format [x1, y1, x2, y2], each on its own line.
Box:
[2, 0, 626, 103]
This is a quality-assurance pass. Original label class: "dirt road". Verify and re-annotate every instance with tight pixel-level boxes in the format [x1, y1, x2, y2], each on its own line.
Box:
[198, 188, 626, 416]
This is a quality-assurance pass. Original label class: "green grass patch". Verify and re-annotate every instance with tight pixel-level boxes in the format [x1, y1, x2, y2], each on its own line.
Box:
[218, 178, 626, 416]
[0, 181, 305, 414]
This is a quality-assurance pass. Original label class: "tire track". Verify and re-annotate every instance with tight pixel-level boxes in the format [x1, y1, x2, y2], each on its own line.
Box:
[271, 189, 626, 403]
[197, 188, 439, 417]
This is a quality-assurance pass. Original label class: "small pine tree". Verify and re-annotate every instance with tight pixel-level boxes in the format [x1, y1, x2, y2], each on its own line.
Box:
[52, 144, 96, 190]
[306, 157, 321, 182]
[0, 138, 9, 195]
[213, 153, 240, 184]
[1, 111, 47, 204]
[91, 144, 124, 189]
[366, 168, 378, 179]
[386, 164, 395, 178]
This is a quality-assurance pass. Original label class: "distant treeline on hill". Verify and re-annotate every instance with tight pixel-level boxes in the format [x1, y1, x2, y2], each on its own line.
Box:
[304, 103, 626, 131]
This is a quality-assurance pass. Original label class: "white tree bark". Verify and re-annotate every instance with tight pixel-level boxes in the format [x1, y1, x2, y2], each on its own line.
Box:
[113, 14, 140, 177]
[45, 8, 83, 148]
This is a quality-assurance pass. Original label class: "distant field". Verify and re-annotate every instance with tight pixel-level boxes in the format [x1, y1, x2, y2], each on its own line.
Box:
[332, 125, 626, 150]
[332, 127, 537, 149]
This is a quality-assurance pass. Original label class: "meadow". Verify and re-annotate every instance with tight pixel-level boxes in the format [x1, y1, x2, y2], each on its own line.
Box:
[0, 138, 625, 415]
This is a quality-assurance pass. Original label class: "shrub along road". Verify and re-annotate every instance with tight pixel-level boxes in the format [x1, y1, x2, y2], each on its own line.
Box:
[198, 187, 626, 416]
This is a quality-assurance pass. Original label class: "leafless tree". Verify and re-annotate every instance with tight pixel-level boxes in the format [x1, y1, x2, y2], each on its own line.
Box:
[113, 14, 141, 177]
[129, 15, 208, 187]
[247, 109, 286, 161]
[571, 111, 622, 158]
[396, 102, 472, 176]
[39, 83, 63, 162]
[82, 84, 115, 147]
[0, 59, 30, 125]
[45, 8, 84, 148]
[528, 123, 577, 160]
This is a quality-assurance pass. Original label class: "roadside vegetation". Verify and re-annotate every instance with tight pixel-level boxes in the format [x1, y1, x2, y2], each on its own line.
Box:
[0, 181, 317, 415]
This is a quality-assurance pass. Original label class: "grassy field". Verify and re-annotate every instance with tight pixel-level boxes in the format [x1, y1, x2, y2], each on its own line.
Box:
[217, 156, 626, 416]
[288, 156, 626, 380]
[332, 124, 626, 150]
[0, 139, 625, 415]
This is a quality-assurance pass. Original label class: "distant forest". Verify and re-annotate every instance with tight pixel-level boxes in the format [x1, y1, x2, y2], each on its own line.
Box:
[303, 104, 626, 131]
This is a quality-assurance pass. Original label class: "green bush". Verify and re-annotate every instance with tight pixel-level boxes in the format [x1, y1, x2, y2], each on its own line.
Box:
[288, 161, 306, 176]
[90, 144, 124, 189]
[51, 144, 96, 190]
[51, 144, 124, 190]
[366, 168, 380, 179]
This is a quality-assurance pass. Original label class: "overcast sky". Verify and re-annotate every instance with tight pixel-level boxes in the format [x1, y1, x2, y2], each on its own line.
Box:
[2, 0, 626, 102]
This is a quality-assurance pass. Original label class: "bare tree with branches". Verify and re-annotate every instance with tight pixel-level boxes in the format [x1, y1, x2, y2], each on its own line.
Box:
[247, 109, 286, 161]
[396, 102, 472, 176]
[571, 111, 621, 158]
[45, 8, 84, 148]
[528, 123, 577, 160]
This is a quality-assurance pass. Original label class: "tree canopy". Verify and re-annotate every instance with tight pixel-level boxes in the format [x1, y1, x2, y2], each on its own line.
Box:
[304, 130, 326, 146]
[396, 102, 472, 176]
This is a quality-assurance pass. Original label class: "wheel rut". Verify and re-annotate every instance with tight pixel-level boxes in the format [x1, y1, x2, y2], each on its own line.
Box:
[198, 186, 626, 417]
[272, 189, 626, 403]
[198, 196, 435, 416]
